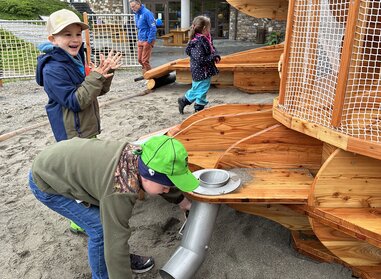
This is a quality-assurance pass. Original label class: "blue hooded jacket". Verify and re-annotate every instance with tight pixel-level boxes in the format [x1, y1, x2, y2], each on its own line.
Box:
[133, 4, 157, 43]
[36, 43, 112, 141]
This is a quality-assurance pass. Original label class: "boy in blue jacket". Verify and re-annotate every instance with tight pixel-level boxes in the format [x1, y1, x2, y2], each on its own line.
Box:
[129, 0, 157, 74]
[36, 9, 123, 233]
[36, 9, 122, 142]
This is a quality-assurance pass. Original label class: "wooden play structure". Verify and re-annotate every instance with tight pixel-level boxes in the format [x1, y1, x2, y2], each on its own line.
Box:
[144, 0, 381, 278]
[144, 44, 282, 93]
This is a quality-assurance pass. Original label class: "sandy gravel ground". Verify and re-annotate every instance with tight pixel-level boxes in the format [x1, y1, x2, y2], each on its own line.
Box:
[0, 70, 353, 279]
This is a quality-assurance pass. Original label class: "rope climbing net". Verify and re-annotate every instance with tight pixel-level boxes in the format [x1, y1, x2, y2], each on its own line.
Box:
[280, 0, 381, 142]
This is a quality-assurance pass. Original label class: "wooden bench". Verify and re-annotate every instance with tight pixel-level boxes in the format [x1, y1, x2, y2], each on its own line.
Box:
[112, 30, 128, 43]
[161, 33, 174, 46]
[93, 24, 124, 38]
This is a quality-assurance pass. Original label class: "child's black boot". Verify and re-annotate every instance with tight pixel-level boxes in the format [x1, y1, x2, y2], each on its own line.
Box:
[178, 97, 191, 114]
[194, 104, 205, 113]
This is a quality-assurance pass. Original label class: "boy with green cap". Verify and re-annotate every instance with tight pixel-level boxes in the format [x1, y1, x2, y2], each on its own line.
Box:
[28, 135, 199, 279]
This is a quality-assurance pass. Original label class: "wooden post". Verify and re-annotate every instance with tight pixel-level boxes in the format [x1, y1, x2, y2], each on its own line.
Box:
[331, 0, 361, 127]
[278, 0, 296, 105]
[83, 12, 92, 66]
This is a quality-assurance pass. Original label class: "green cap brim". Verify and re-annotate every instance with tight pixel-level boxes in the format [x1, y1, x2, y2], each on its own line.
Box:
[167, 169, 199, 192]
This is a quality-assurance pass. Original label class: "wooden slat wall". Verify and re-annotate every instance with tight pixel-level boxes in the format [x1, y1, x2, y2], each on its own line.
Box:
[216, 124, 323, 172]
[175, 110, 277, 152]
[310, 149, 381, 208]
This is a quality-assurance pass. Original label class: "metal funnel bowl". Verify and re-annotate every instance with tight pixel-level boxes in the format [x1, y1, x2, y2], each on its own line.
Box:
[199, 169, 230, 188]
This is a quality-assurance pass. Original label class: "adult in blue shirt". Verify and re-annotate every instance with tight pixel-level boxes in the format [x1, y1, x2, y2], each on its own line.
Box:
[130, 0, 157, 74]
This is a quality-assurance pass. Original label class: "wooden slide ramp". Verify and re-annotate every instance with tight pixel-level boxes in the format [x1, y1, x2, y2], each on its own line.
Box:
[143, 44, 283, 93]
[163, 104, 381, 279]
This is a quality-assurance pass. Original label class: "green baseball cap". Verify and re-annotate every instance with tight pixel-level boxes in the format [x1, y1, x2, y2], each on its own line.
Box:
[140, 135, 199, 192]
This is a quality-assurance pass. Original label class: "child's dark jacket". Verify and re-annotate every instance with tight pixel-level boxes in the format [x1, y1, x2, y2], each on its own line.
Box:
[36, 44, 113, 141]
[186, 35, 220, 81]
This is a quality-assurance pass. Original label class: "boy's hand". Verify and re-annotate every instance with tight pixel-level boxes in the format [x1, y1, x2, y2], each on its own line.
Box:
[90, 50, 123, 78]
[105, 49, 123, 70]
[178, 197, 192, 211]
[90, 53, 113, 78]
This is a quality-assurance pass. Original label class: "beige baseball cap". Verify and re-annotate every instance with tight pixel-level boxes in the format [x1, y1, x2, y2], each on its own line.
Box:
[47, 9, 89, 35]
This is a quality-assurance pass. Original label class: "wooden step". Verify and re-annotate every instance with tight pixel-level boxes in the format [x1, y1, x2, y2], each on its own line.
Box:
[187, 168, 313, 204]
[310, 219, 381, 267]
[308, 207, 381, 249]
[308, 147, 381, 248]
[290, 230, 371, 278]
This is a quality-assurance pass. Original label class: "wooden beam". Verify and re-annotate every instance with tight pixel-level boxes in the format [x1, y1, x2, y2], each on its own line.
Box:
[83, 12, 91, 66]
[278, 0, 295, 104]
[331, 0, 361, 127]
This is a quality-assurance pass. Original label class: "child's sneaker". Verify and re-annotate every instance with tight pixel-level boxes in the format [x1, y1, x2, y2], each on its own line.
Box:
[130, 254, 155, 274]
[69, 221, 86, 235]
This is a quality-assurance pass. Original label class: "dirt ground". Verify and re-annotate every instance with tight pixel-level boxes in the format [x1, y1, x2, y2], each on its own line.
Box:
[0, 70, 353, 279]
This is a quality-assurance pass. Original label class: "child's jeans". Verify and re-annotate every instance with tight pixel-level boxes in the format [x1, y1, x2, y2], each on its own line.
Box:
[28, 171, 108, 279]
[185, 77, 211, 105]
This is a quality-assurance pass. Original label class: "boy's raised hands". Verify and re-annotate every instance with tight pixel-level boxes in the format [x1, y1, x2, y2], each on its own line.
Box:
[90, 50, 123, 78]
[105, 50, 123, 70]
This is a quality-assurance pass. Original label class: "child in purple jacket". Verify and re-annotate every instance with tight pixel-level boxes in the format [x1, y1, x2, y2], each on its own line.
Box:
[178, 16, 221, 114]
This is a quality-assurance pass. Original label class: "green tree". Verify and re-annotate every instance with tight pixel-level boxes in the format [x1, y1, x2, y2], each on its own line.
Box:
[0, 0, 77, 20]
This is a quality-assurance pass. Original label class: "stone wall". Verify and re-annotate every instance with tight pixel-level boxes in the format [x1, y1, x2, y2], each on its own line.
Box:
[229, 7, 286, 44]
[87, 0, 123, 14]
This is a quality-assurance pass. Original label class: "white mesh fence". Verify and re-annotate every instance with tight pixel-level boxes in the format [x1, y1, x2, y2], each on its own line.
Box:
[342, 1, 381, 142]
[279, 0, 381, 142]
[0, 20, 46, 79]
[0, 14, 138, 81]
[86, 14, 139, 68]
